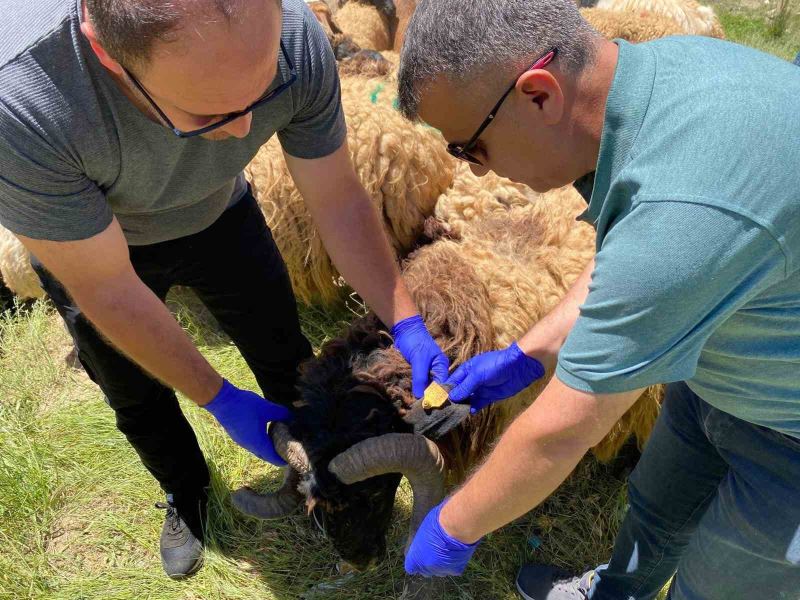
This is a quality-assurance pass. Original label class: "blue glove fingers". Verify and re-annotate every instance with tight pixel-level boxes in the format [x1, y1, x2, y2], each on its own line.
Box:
[444, 363, 469, 390]
[204, 380, 291, 466]
[245, 422, 288, 466]
[264, 401, 292, 423]
[250, 402, 288, 466]
[469, 398, 488, 415]
[392, 314, 450, 399]
[508, 342, 546, 383]
[430, 352, 450, 384]
[411, 356, 431, 399]
[447, 367, 481, 403]
[404, 503, 480, 577]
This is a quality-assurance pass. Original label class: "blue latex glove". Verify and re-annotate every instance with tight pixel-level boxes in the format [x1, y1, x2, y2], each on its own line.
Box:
[203, 379, 291, 466]
[404, 501, 481, 577]
[445, 342, 545, 414]
[391, 315, 450, 399]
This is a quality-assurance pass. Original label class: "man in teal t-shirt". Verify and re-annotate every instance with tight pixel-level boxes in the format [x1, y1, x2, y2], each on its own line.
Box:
[394, 0, 800, 598]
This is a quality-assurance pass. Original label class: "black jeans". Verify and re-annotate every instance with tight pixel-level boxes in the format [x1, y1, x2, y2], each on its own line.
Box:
[33, 192, 312, 509]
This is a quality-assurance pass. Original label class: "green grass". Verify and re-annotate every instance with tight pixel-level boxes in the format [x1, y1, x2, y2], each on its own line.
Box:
[0, 297, 633, 599]
[711, 0, 800, 60]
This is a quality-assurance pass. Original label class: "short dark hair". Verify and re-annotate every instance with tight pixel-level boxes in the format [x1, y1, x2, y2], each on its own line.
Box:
[85, 0, 272, 71]
[397, 0, 599, 121]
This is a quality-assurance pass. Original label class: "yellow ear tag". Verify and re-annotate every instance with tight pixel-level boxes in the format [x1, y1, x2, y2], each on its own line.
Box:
[421, 382, 450, 410]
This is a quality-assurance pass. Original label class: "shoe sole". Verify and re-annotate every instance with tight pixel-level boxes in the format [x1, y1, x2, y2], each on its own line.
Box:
[515, 579, 536, 600]
[515, 574, 591, 600]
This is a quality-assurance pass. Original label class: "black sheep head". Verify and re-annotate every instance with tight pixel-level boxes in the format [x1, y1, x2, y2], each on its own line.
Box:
[292, 379, 409, 570]
[231, 315, 469, 570]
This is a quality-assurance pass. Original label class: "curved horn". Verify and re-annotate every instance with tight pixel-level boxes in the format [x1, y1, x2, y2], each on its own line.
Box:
[231, 467, 302, 519]
[270, 422, 312, 475]
[327, 433, 446, 551]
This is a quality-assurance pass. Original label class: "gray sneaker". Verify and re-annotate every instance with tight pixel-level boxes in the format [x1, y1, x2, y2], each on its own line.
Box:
[516, 564, 596, 600]
[156, 494, 205, 579]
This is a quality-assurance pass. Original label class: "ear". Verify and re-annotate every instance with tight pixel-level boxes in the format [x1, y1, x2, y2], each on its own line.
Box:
[516, 69, 565, 126]
[401, 400, 471, 439]
[80, 17, 126, 76]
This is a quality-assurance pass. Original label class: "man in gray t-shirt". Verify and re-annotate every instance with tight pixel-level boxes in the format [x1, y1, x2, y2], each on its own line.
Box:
[0, 0, 449, 578]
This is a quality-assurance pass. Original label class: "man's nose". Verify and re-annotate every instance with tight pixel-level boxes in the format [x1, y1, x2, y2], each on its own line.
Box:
[223, 112, 253, 139]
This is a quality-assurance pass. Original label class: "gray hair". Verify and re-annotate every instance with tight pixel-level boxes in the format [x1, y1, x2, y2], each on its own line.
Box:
[85, 0, 275, 72]
[397, 0, 599, 120]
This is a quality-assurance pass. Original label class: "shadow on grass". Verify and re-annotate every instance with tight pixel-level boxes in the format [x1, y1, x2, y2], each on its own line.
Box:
[3, 287, 636, 598]
[201, 450, 633, 599]
[204, 462, 418, 599]
[166, 285, 365, 354]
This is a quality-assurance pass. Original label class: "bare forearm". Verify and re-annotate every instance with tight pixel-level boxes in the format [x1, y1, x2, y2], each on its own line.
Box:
[74, 276, 222, 405]
[439, 378, 641, 544]
[308, 184, 417, 326]
[439, 396, 591, 543]
[517, 258, 594, 371]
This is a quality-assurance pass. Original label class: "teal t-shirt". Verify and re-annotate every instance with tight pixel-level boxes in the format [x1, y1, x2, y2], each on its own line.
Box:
[556, 37, 800, 438]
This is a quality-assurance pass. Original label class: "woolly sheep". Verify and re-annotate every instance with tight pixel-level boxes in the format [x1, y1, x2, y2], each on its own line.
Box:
[0, 225, 43, 300]
[307, 1, 396, 63]
[245, 85, 455, 305]
[434, 162, 537, 237]
[595, 0, 725, 38]
[335, 1, 393, 51]
[418, 165, 662, 467]
[582, 6, 686, 42]
[337, 49, 395, 77]
[425, 188, 661, 470]
[231, 194, 662, 573]
[303, 175, 658, 477]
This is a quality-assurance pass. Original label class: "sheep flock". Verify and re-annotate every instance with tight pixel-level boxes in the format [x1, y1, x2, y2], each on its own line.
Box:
[1, 0, 726, 490]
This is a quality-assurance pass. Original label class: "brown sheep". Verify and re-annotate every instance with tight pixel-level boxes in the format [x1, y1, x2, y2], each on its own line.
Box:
[0, 224, 44, 300]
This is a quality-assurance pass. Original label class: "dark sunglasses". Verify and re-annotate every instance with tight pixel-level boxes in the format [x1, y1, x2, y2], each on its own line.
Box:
[447, 47, 558, 166]
[123, 40, 297, 139]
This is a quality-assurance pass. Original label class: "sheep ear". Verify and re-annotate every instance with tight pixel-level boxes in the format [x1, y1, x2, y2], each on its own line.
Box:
[401, 401, 471, 439]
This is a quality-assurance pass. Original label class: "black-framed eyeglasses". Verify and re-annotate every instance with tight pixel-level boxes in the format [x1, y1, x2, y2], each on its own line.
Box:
[447, 48, 558, 166]
[122, 40, 297, 139]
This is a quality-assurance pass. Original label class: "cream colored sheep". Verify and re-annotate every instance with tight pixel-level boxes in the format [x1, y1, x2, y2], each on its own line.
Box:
[582, 6, 687, 42]
[595, 0, 725, 38]
[335, 1, 393, 51]
[0, 225, 44, 300]
[245, 85, 455, 305]
[434, 162, 537, 237]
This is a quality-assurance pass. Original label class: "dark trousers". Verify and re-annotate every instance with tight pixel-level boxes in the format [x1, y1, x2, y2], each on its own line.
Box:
[590, 382, 800, 600]
[33, 192, 312, 509]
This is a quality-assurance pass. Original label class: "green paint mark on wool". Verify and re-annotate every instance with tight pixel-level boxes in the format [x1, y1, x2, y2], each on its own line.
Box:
[370, 84, 385, 104]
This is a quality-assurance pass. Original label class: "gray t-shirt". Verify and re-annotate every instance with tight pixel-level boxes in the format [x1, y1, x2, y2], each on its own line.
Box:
[0, 0, 345, 245]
